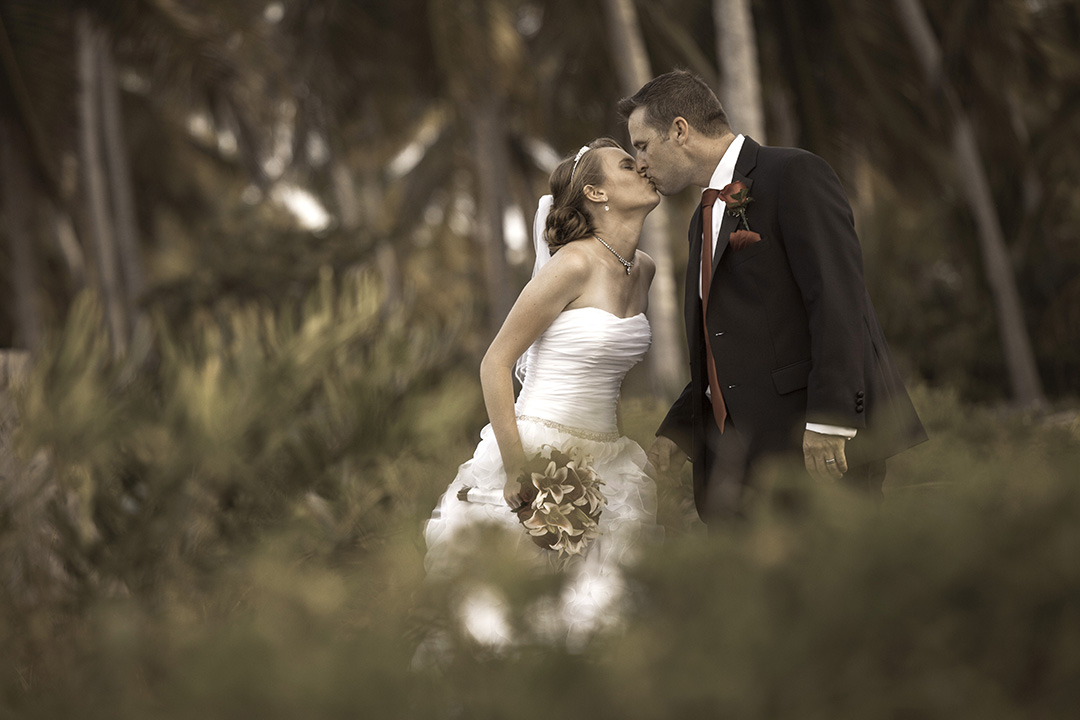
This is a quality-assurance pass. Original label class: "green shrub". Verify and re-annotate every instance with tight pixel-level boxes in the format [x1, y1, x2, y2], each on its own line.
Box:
[0, 267, 479, 692]
[3, 304, 1079, 719]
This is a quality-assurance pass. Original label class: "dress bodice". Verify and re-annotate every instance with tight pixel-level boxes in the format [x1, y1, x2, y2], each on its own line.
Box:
[515, 307, 651, 434]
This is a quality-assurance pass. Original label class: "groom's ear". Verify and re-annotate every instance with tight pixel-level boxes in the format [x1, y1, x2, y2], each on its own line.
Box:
[672, 117, 690, 145]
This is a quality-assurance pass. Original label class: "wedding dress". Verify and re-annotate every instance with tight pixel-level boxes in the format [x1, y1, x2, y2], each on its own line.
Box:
[422, 306, 660, 645]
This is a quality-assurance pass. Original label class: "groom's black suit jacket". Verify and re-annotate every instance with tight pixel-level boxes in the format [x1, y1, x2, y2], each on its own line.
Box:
[657, 137, 926, 505]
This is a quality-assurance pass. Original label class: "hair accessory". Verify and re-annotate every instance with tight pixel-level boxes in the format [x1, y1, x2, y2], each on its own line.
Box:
[515, 194, 555, 383]
[569, 145, 591, 183]
[531, 194, 554, 278]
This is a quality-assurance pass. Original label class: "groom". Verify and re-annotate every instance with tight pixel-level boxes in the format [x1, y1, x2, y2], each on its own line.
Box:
[619, 70, 926, 521]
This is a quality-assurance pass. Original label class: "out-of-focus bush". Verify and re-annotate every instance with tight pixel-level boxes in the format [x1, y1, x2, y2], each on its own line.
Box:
[0, 266, 483, 689]
[3, 338, 1079, 718]
[411, 395, 1080, 718]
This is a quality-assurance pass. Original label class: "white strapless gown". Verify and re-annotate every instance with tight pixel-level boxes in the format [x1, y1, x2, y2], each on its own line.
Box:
[423, 307, 660, 645]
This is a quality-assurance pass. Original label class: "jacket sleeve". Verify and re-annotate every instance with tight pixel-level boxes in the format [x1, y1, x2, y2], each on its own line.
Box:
[656, 380, 696, 457]
[776, 151, 868, 429]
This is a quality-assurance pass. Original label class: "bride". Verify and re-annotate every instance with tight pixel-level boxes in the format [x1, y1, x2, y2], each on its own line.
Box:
[422, 137, 662, 646]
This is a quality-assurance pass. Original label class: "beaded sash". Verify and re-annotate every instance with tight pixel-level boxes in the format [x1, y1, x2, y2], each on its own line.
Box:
[516, 415, 619, 443]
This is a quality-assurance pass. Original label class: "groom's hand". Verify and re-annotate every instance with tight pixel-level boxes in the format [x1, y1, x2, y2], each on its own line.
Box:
[647, 436, 687, 479]
[803, 430, 848, 481]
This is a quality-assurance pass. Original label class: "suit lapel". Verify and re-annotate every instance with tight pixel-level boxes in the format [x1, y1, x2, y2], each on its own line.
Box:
[714, 199, 738, 271]
[713, 137, 760, 273]
[686, 206, 704, 344]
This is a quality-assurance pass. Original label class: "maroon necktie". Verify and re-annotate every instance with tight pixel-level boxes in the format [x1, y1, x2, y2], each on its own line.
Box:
[700, 188, 727, 433]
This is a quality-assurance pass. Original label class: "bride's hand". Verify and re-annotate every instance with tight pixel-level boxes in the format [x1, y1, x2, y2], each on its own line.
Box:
[500, 446, 529, 509]
[503, 474, 535, 517]
[503, 476, 523, 511]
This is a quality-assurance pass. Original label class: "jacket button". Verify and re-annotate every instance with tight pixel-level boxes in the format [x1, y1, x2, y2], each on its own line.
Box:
[856, 391, 865, 399]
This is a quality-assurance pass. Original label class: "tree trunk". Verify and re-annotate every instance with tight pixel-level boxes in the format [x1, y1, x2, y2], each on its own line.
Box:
[602, 0, 685, 397]
[350, 155, 404, 312]
[98, 28, 144, 323]
[893, 0, 1045, 411]
[713, 0, 767, 142]
[0, 349, 30, 391]
[50, 204, 87, 291]
[779, 0, 826, 150]
[332, 160, 361, 231]
[0, 118, 42, 350]
[469, 95, 514, 336]
[77, 11, 127, 357]
[428, 0, 517, 338]
[0, 10, 61, 200]
[767, 84, 799, 148]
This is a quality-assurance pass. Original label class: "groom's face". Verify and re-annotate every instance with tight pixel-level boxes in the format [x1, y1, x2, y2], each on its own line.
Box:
[628, 107, 688, 196]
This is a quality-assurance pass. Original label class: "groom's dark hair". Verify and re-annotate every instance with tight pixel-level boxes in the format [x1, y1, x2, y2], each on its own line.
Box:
[617, 69, 730, 138]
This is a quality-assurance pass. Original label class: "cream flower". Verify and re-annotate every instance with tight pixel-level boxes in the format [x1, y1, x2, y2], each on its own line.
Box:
[512, 444, 606, 561]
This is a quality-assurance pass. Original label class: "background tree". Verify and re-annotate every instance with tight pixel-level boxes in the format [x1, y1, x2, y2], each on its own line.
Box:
[0, 1, 1079, 709]
[0, 0, 1078, 402]
[893, 0, 1045, 410]
[0, 118, 41, 350]
[602, 0, 684, 395]
[713, 0, 767, 142]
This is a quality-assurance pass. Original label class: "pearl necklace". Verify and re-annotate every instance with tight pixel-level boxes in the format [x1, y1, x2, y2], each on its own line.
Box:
[594, 235, 634, 275]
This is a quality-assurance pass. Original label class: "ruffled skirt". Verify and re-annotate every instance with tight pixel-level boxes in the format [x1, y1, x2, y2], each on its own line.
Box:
[423, 415, 661, 644]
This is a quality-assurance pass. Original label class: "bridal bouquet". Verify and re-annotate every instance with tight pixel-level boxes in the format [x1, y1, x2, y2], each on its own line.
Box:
[456, 445, 606, 560]
[459, 445, 606, 559]
[514, 445, 605, 559]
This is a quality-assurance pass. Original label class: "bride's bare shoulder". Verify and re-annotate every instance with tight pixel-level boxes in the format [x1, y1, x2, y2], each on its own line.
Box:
[538, 240, 595, 278]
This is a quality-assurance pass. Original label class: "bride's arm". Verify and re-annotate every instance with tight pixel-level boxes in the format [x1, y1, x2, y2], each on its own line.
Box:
[480, 249, 590, 508]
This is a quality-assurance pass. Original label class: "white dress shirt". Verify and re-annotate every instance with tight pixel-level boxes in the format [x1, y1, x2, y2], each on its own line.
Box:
[701, 135, 855, 439]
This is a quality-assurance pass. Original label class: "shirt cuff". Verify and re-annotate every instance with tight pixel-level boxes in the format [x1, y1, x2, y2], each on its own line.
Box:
[806, 423, 857, 438]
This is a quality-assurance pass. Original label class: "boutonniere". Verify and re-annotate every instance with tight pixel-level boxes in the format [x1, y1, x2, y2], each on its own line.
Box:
[719, 181, 762, 251]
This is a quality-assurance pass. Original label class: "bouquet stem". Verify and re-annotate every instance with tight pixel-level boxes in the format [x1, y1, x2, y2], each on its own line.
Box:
[456, 486, 505, 506]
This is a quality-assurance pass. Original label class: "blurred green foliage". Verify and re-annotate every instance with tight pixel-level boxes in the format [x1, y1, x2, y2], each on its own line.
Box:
[3, 3, 1078, 714]
[0, 270, 482, 690]
[2, 295, 1079, 716]
[4, 0, 1080, 403]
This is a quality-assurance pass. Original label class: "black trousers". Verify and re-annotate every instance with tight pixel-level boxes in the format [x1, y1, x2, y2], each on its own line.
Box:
[699, 414, 886, 523]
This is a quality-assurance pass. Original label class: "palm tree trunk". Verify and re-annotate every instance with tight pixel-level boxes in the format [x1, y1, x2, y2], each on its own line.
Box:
[0, 118, 42, 350]
[893, 0, 1045, 411]
[712, 0, 767, 142]
[77, 11, 127, 357]
[602, 0, 685, 397]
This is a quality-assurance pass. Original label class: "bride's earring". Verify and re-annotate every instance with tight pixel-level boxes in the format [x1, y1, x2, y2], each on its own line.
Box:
[604, 204, 610, 212]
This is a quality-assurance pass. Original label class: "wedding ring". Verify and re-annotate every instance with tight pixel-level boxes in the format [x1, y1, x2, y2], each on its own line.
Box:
[825, 458, 837, 464]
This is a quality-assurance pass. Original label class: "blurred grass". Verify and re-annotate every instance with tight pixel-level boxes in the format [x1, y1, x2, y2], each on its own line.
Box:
[2, 284, 1079, 718]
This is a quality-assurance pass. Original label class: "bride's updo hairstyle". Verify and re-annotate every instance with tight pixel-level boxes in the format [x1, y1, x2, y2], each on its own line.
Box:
[544, 137, 624, 254]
